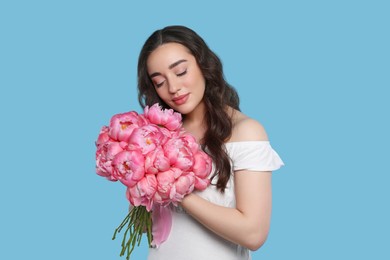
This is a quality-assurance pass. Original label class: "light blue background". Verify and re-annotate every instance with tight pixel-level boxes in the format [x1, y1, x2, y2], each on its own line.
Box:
[1, 0, 389, 259]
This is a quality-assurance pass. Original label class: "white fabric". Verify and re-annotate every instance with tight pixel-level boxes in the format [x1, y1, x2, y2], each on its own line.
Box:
[148, 141, 284, 260]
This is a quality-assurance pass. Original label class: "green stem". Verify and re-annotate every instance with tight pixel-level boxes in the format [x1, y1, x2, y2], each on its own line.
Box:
[112, 206, 152, 260]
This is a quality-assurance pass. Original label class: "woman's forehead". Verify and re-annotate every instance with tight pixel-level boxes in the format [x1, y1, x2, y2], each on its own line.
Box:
[147, 43, 193, 70]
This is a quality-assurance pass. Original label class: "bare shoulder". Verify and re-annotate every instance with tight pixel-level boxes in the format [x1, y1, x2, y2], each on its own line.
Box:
[228, 109, 269, 142]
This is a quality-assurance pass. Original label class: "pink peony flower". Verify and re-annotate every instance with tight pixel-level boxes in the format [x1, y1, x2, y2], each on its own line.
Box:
[192, 150, 212, 190]
[127, 174, 158, 211]
[126, 183, 142, 207]
[138, 174, 158, 200]
[155, 168, 179, 204]
[96, 141, 127, 181]
[112, 150, 145, 187]
[109, 111, 146, 142]
[163, 137, 194, 171]
[171, 173, 195, 202]
[144, 147, 170, 174]
[180, 132, 201, 154]
[96, 148, 115, 180]
[144, 103, 182, 131]
[128, 124, 167, 155]
[154, 168, 196, 205]
[95, 126, 111, 148]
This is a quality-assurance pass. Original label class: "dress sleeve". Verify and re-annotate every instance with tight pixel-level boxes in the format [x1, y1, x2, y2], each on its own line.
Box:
[225, 141, 284, 172]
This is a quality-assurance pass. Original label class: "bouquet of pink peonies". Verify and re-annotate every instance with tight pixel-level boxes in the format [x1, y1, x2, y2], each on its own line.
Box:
[95, 103, 212, 259]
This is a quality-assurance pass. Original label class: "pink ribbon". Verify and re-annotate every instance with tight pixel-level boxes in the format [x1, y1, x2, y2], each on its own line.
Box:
[151, 205, 172, 247]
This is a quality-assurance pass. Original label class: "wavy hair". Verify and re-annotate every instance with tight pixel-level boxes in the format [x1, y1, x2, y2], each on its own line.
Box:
[137, 25, 240, 192]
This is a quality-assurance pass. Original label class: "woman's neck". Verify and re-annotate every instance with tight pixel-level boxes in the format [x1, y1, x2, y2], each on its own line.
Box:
[182, 102, 207, 142]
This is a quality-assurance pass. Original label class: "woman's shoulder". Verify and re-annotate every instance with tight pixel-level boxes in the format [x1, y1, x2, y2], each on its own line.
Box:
[228, 109, 269, 142]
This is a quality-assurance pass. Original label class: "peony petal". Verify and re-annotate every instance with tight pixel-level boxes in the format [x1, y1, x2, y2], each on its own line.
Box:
[194, 176, 210, 190]
[108, 111, 142, 142]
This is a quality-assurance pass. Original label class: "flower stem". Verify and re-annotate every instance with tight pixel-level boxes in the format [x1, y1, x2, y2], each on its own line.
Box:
[112, 206, 152, 260]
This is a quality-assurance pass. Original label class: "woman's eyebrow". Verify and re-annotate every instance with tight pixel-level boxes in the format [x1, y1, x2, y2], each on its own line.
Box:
[149, 59, 188, 78]
[169, 59, 187, 69]
[149, 72, 161, 78]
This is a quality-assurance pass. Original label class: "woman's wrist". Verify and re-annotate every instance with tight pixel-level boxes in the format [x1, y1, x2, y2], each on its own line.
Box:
[180, 192, 195, 208]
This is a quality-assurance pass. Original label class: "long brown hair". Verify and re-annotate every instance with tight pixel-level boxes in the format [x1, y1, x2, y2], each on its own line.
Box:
[137, 25, 240, 192]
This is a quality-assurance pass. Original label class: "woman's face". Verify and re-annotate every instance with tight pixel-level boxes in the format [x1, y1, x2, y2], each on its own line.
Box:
[147, 42, 206, 115]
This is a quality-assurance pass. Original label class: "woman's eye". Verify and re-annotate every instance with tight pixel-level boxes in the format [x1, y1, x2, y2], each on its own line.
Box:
[152, 76, 165, 88]
[176, 70, 187, 77]
[155, 81, 165, 88]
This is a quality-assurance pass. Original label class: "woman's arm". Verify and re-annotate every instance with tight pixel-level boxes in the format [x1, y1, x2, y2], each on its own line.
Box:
[181, 117, 272, 250]
[181, 171, 272, 250]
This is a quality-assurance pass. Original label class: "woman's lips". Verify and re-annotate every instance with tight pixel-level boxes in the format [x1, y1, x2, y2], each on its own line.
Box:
[172, 93, 189, 105]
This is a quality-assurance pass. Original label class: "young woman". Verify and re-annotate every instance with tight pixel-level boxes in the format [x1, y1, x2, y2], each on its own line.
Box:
[137, 25, 284, 260]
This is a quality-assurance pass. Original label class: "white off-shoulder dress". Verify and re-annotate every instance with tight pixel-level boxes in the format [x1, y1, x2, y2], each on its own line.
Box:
[148, 141, 284, 260]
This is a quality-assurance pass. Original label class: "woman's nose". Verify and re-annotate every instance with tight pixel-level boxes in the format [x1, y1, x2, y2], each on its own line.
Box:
[167, 79, 181, 93]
